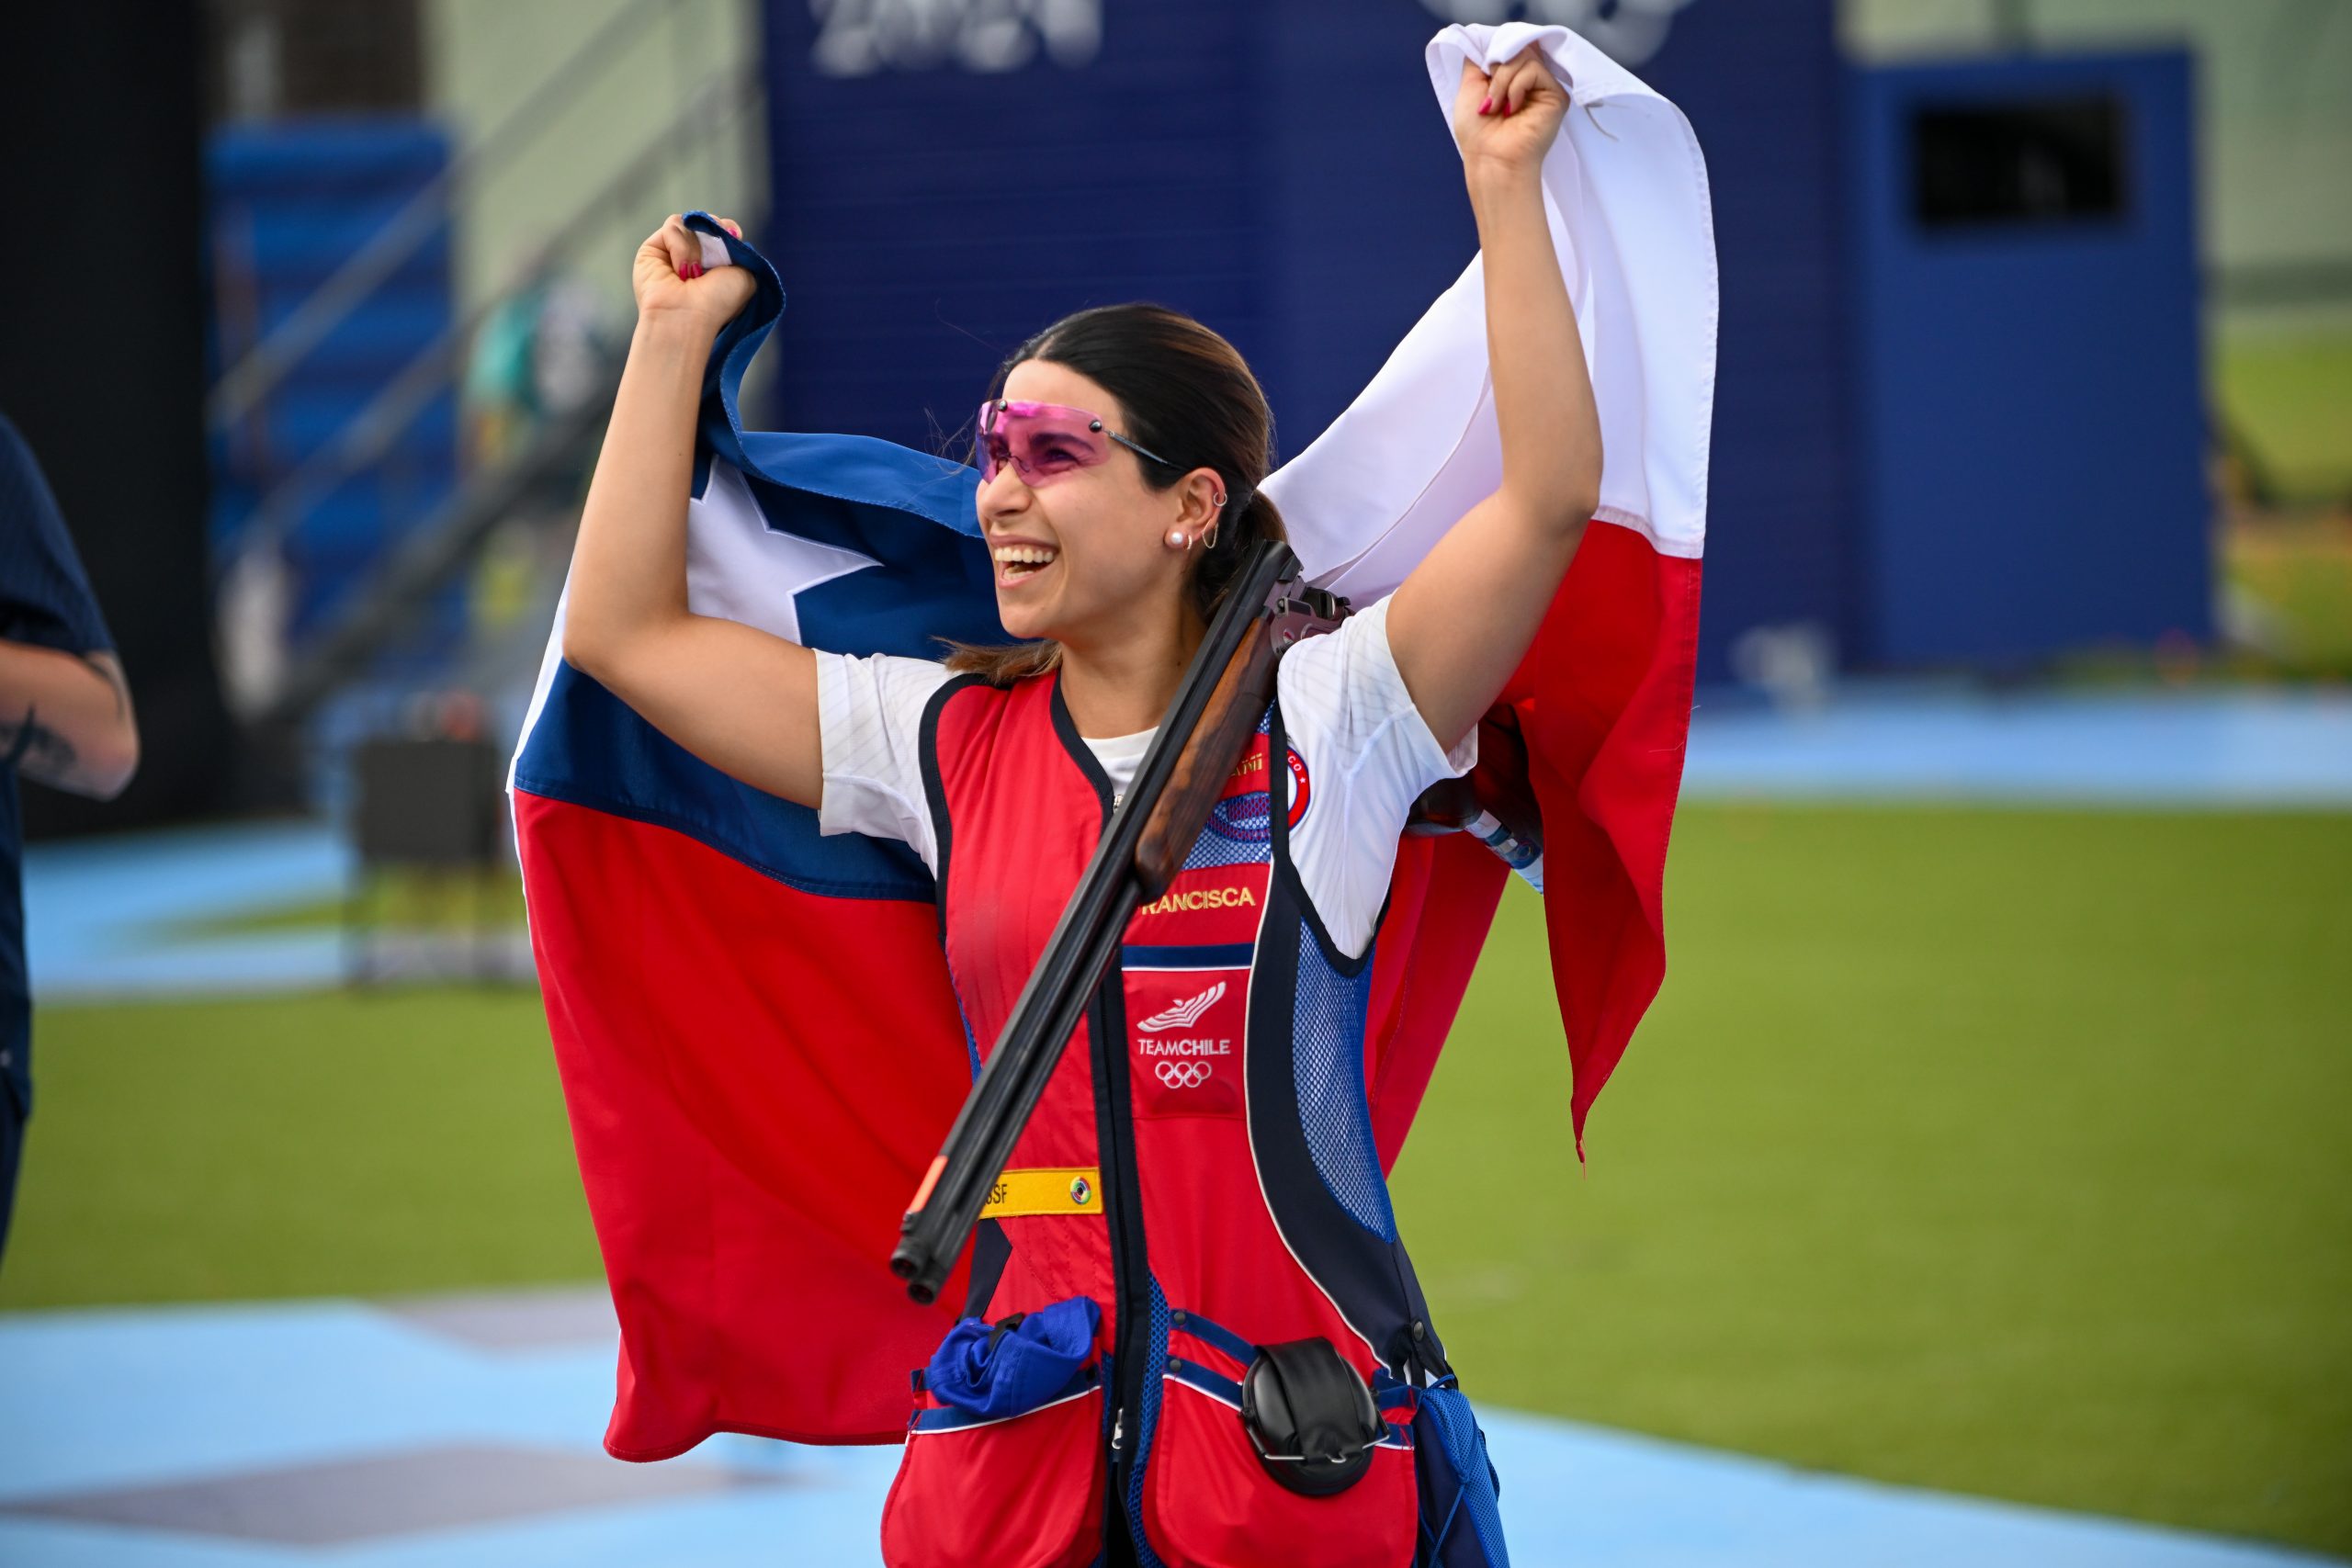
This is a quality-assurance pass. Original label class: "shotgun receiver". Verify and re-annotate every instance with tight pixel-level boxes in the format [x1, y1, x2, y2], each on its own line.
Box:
[891, 538, 1340, 1303]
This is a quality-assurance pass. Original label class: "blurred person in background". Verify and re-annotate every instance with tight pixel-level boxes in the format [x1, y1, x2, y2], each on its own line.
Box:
[462, 252, 617, 471]
[0, 412, 139, 1268]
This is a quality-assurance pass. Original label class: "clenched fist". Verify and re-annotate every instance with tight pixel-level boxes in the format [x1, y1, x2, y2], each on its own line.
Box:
[1450, 47, 1568, 179]
[632, 212, 756, 331]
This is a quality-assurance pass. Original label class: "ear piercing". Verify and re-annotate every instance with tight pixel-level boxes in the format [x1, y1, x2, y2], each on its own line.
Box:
[1168, 491, 1232, 548]
[1166, 491, 1229, 551]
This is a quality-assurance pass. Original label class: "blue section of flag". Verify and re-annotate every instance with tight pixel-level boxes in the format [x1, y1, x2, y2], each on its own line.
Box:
[513, 213, 1008, 898]
[516, 668, 934, 901]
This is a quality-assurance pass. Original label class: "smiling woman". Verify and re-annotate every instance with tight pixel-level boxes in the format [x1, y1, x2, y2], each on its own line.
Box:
[553, 36, 1600, 1568]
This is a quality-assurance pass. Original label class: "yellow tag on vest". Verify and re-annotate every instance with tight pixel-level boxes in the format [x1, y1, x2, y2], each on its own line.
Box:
[979, 1168, 1102, 1218]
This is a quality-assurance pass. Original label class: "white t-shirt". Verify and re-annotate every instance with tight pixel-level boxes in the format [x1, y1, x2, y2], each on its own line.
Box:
[1077, 728, 1157, 803]
[813, 594, 1474, 961]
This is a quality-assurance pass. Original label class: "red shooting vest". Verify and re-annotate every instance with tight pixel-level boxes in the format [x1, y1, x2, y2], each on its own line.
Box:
[879, 670, 1499, 1568]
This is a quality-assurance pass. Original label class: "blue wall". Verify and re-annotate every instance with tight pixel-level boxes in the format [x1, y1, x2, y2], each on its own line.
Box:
[756, 1, 2206, 680]
[757, 0, 1476, 458]
[759, 0, 1849, 683]
[1629, 0, 1854, 682]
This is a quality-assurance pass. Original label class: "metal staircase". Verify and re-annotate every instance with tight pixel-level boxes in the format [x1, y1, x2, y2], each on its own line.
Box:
[211, 0, 764, 739]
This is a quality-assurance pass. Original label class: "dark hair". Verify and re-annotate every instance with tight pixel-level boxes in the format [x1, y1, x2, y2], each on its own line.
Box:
[941, 303, 1288, 683]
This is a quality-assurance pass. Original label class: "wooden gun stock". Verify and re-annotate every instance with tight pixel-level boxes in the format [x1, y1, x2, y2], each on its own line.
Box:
[1137, 592, 1346, 897]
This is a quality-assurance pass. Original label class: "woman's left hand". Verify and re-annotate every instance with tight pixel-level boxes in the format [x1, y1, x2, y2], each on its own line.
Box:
[1450, 47, 1568, 177]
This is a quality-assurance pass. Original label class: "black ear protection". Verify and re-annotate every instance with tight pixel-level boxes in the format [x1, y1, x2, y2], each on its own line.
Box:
[1238, 1338, 1385, 1496]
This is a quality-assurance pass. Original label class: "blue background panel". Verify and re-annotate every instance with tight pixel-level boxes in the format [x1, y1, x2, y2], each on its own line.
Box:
[756, 0, 1849, 686]
[756, 2, 2204, 681]
[1845, 51, 2210, 667]
[1637, 0, 1855, 684]
[756, 0, 1483, 457]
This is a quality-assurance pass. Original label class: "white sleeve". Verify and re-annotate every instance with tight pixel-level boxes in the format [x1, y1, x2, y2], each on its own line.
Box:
[813, 649, 957, 875]
[1276, 594, 1478, 961]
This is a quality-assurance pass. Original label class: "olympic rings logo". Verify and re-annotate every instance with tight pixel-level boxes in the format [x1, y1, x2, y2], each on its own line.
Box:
[1156, 1060, 1215, 1090]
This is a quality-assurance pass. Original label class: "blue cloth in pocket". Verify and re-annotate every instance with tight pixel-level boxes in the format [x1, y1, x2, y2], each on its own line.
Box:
[1415, 1381, 1509, 1566]
[925, 1296, 1101, 1419]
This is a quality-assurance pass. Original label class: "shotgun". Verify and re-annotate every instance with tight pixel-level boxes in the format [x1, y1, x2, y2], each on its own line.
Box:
[891, 539, 1336, 1303]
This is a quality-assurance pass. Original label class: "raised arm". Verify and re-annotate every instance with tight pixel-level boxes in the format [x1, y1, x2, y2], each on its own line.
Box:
[1385, 51, 1600, 753]
[560, 214, 826, 808]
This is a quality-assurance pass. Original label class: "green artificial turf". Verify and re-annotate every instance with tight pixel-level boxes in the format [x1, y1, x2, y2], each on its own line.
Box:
[0, 988, 598, 1305]
[2218, 333, 2352, 504]
[2, 806, 2346, 1551]
[1393, 805, 2352, 1555]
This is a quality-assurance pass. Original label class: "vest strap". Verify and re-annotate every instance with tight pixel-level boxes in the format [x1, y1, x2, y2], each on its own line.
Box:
[979, 1167, 1102, 1218]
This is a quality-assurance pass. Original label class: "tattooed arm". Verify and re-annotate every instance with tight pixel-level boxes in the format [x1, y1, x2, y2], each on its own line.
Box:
[0, 641, 138, 799]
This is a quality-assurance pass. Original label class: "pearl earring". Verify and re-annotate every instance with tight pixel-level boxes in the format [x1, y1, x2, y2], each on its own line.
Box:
[1166, 528, 1189, 548]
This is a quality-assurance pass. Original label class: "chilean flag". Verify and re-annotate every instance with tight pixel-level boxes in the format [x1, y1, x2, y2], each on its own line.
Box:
[512, 21, 1713, 1461]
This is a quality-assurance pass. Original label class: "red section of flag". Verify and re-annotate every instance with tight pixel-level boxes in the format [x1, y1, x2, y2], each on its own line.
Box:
[1365, 521, 1701, 1162]
[515, 792, 972, 1458]
[514, 517, 1695, 1452]
[1512, 521, 1702, 1147]
[1367, 832, 1510, 1169]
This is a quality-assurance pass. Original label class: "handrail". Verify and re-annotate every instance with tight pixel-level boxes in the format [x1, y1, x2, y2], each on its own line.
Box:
[207, 0, 699, 432]
[254, 347, 630, 726]
[229, 61, 760, 565]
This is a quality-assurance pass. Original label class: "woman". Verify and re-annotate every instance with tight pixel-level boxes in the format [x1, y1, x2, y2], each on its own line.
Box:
[564, 42, 1596, 1568]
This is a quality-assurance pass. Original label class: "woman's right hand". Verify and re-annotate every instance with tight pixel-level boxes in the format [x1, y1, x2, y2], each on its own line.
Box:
[571, 208, 824, 810]
[632, 212, 757, 332]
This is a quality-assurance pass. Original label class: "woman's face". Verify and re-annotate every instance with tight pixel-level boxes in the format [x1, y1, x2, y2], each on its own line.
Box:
[978, 359, 1211, 647]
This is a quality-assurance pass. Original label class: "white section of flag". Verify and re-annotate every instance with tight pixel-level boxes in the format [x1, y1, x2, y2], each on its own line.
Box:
[509, 457, 879, 792]
[684, 460, 880, 644]
[1263, 21, 1718, 602]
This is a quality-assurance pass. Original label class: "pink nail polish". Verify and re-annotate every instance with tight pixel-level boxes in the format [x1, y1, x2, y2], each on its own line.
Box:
[1479, 96, 1492, 114]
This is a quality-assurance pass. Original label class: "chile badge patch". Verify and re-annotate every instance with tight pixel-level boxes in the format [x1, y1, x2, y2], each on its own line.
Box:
[1284, 744, 1310, 829]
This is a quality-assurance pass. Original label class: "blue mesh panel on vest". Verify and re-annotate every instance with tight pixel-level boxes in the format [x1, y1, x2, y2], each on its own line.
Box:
[1180, 708, 1276, 873]
[1182, 789, 1272, 872]
[1125, 1277, 1172, 1568]
[1291, 922, 1396, 1240]
[1419, 1384, 1510, 1565]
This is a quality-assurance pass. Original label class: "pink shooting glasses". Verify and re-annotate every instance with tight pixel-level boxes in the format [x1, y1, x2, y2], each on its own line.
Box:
[976, 398, 1182, 488]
